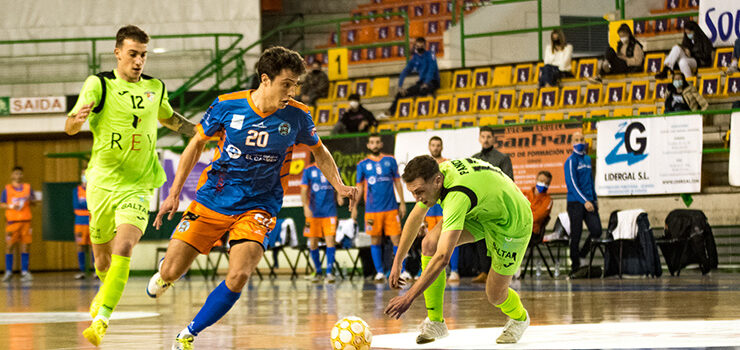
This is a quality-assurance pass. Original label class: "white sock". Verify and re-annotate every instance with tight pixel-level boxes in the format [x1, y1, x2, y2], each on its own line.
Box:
[178, 327, 194, 338]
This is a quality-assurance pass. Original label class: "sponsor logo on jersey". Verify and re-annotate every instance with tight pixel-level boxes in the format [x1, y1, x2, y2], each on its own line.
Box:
[230, 114, 245, 130]
[252, 121, 267, 128]
[244, 153, 279, 162]
[226, 144, 242, 159]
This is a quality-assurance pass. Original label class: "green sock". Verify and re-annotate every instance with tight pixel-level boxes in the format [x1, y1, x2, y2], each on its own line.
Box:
[98, 254, 131, 320]
[495, 288, 527, 321]
[421, 255, 446, 322]
[95, 267, 107, 283]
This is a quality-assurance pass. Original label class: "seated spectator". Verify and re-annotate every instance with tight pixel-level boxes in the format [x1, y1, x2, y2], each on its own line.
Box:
[664, 71, 708, 112]
[589, 24, 644, 83]
[380, 37, 440, 118]
[539, 29, 574, 87]
[331, 94, 377, 134]
[656, 21, 713, 79]
[523, 171, 553, 236]
[300, 61, 329, 107]
[724, 37, 740, 75]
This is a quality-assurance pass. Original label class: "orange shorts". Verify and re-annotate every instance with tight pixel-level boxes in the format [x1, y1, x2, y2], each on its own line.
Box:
[171, 201, 276, 254]
[424, 216, 442, 231]
[5, 221, 32, 245]
[74, 224, 91, 245]
[365, 209, 401, 236]
[303, 217, 337, 238]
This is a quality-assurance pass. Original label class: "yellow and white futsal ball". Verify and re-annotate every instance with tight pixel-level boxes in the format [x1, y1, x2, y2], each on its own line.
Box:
[330, 316, 372, 350]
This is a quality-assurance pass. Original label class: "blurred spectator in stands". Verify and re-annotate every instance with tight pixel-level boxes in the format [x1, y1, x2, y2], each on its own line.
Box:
[588, 24, 644, 83]
[380, 37, 440, 119]
[564, 131, 602, 275]
[523, 170, 553, 237]
[664, 71, 708, 112]
[656, 21, 713, 79]
[300, 61, 329, 107]
[539, 29, 573, 87]
[331, 93, 377, 134]
[723, 38, 740, 75]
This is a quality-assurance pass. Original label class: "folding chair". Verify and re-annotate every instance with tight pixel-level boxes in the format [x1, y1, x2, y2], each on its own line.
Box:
[521, 216, 553, 279]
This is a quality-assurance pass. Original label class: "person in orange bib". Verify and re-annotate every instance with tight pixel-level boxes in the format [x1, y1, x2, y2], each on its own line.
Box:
[2, 166, 39, 282]
[72, 169, 92, 280]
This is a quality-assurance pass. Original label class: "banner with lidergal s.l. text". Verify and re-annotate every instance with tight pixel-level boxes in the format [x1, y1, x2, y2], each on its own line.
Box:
[700, 0, 739, 47]
[595, 115, 703, 196]
[730, 112, 740, 187]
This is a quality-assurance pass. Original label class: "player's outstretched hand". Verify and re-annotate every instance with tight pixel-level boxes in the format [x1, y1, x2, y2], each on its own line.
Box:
[154, 195, 180, 229]
[388, 266, 406, 289]
[338, 185, 360, 208]
[385, 295, 413, 320]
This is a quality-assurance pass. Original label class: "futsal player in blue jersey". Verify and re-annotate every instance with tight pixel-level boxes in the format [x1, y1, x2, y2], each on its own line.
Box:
[301, 160, 343, 283]
[351, 134, 407, 282]
[146, 46, 358, 350]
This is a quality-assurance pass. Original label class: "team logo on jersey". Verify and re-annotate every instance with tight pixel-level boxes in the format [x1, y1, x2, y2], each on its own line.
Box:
[368, 176, 377, 185]
[145, 91, 156, 101]
[279, 122, 291, 136]
[226, 144, 242, 159]
[310, 127, 317, 136]
[177, 220, 190, 232]
[366, 164, 373, 171]
[312, 183, 320, 192]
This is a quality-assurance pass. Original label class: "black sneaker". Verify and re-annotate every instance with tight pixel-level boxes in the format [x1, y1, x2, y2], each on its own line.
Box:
[654, 66, 670, 80]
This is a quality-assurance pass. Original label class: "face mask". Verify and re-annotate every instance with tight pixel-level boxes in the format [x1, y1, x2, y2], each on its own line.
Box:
[349, 101, 359, 109]
[312, 68, 321, 73]
[416, 47, 425, 54]
[553, 38, 561, 45]
[573, 143, 586, 153]
[535, 182, 549, 193]
[620, 36, 629, 43]
[686, 33, 694, 40]
[673, 80, 683, 89]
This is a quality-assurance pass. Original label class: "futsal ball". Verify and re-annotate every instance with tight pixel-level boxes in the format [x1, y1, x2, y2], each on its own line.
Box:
[330, 316, 372, 350]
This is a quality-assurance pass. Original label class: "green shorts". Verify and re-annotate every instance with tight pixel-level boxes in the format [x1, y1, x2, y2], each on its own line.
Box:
[87, 184, 153, 244]
[464, 220, 532, 276]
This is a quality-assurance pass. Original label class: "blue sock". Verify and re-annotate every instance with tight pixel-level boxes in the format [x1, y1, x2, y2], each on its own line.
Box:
[370, 244, 384, 274]
[393, 246, 407, 272]
[326, 247, 336, 275]
[450, 247, 460, 273]
[78, 251, 86, 273]
[187, 280, 241, 336]
[309, 249, 322, 275]
[5, 254, 12, 272]
[21, 253, 29, 272]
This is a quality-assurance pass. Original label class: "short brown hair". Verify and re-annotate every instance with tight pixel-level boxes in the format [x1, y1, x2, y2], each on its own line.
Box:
[429, 136, 442, 144]
[116, 25, 149, 48]
[479, 125, 494, 135]
[402, 155, 440, 183]
[537, 170, 552, 181]
[257, 46, 306, 81]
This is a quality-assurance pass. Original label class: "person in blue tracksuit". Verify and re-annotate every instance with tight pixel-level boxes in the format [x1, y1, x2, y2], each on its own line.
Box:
[563, 131, 602, 274]
[384, 37, 440, 117]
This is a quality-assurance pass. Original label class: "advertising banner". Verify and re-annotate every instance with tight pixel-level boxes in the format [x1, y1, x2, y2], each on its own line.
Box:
[700, 0, 739, 47]
[596, 115, 703, 195]
[730, 112, 740, 186]
[10, 96, 66, 114]
[160, 149, 215, 212]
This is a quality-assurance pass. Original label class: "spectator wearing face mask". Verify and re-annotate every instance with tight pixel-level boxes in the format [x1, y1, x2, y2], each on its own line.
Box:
[563, 131, 602, 275]
[588, 24, 644, 83]
[656, 21, 713, 79]
[539, 29, 574, 87]
[332, 93, 377, 134]
[379, 37, 440, 119]
[664, 71, 708, 112]
[523, 171, 553, 237]
[300, 61, 329, 107]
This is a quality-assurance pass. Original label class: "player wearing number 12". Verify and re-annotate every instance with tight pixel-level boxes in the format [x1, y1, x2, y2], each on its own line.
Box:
[65, 25, 196, 346]
[147, 46, 358, 350]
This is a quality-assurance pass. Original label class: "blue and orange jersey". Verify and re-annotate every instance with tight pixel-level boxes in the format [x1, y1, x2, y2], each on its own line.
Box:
[356, 154, 400, 213]
[195, 90, 321, 216]
[2, 183, 34, 222]
[72, 185, 90, 225]
[300, 164, 337, 218]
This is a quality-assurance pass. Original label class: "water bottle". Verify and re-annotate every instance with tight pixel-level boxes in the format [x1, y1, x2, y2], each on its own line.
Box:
[535, 261, 542, 277]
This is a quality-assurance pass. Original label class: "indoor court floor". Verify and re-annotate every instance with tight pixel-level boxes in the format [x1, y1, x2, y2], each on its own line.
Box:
[1, 271, 739, 349]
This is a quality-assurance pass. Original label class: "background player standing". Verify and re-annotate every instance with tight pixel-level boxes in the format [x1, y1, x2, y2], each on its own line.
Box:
[352, 134, 407, 282]
[65, 25, 195, 346]
[72, 168, 92, 280]
[2, 166, 39, 282]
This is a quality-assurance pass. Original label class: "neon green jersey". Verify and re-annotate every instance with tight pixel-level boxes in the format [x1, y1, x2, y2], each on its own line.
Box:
[437, 158, 533, 238]
[69, 70, 174, 191]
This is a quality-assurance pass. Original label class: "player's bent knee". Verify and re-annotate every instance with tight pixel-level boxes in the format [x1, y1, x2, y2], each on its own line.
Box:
[225, 271, 250, 291]
[160, 262, 184, 282]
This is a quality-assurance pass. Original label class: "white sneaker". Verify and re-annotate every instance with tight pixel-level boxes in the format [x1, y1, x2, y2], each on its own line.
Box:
[311, 273, 323, 283]
[416, 317, 449, 344]
[74, 273, 86, 280]
[373, 272, 386, 283]
[325, 273, 336, 283]
[20, 271, 32, 282]
[172, 333, 194, 350]
[2, 271, 11, 282]
[146, 272, 172, 298]
[496, 310, 530, 344]
[448, 271, 460, 282]
[400, 271, 412, 281]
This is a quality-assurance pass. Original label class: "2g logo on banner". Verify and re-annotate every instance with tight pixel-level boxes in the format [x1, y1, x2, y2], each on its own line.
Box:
[605, 121, 648, 166]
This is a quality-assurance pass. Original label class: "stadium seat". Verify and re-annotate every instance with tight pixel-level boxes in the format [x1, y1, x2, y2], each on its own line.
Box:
[638, 106, 657, 115]
[336, 103, 349, 123]
[474, 91, 495, 114]
[438, 119, 456, 129]
[590, 109, 609, 119]
[699, 75, 721, 97]
[559, 86, 580, 107]
[333, 80, 351, 100]
[514, 63, 535, 84]
[476, 116, 496, 127]
[568, 111, 586, 121]
[394, 97, 414, 119]
[434, 95, 454, 116]
[496, 89, 516, 111]
[415, 120, 435, 130]
[459, 117, 477, 128]
[315, 104, 334, 125]
[452, 69, 472, 90]
[472, 67, 492, 88]
[522, 114, 541, 124]
[353, 79, 371, 97]
[633, 20, 648, 36]
[604, 82, 627, 104]
[584, 84, 603, 106]
[613, 107, 634, 117]
[544, 112, 564, 121]
[438, 71, 453, 93]
[453, 93, 474, 114]
[503, 115, 520, 124]
[491, 66, 512, 87]
[629, 80, 651, 103]
[518, 89, 537, 109]
[376, 124, 394, 132]
[723, 73, 740, 96]
[644, 53, 665, 74]
[577, 58, 598, 79]
[533, 62, 545, 83]
[653, 18, 669, 34]
[654, 79, 671, 100]
[413, 96, 434, 118]
[396, 122, 415, 131]
[538, 87, 559, 108]
[371, 77, 390, 97]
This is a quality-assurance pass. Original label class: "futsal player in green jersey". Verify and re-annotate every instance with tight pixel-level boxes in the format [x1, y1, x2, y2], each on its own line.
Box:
[65, 25, 195, 346]
[385, 155, 533, 344]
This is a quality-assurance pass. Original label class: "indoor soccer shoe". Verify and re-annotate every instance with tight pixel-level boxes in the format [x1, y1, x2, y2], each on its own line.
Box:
[496, 310, 529, 344]
[147, 272, 173, 298]
[325, 273, 336, 283]
[2, 271, 11, 282]
[20, 271, 32, 282]
[89, 290, 103, 318]
[172, 334, 194, 350]
[416, 317, 449, 344]
[82, 318, 108, 346]
[373, 272, 386, 283]
[448, 271, 460, 282]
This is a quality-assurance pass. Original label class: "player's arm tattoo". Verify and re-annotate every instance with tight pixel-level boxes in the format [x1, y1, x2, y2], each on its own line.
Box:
[161, 111, 196, 137]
